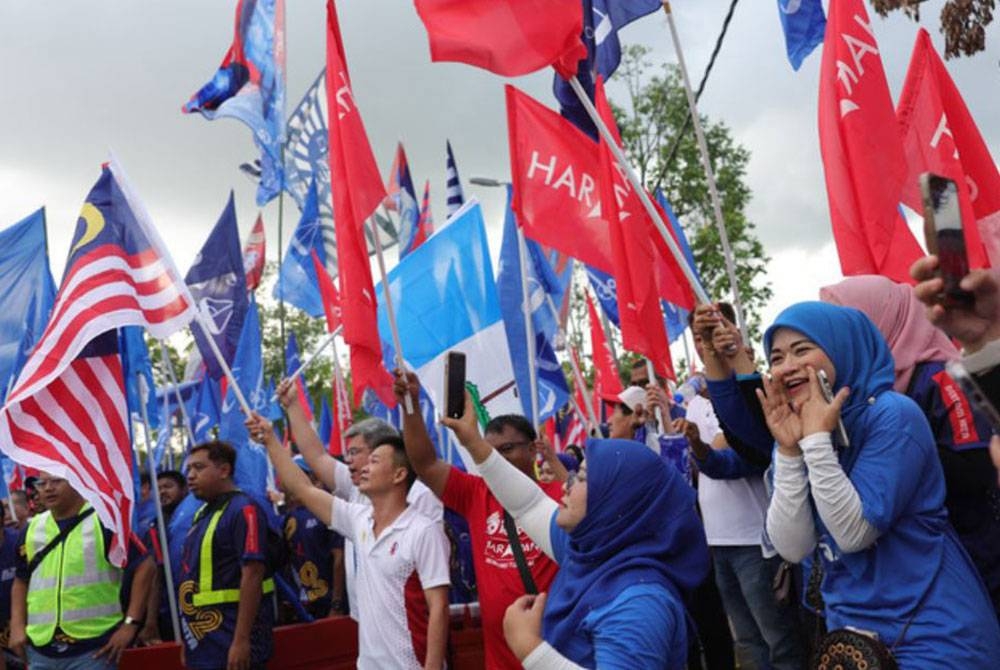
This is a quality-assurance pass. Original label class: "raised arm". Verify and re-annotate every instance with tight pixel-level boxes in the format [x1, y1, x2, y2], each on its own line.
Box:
[277, 379, 346, 495]
[248, 412, 334, 527]
[394, 370, 452, 498]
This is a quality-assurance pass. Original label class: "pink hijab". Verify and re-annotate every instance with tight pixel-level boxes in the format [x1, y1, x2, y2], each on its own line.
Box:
[819, 275, 959, 393]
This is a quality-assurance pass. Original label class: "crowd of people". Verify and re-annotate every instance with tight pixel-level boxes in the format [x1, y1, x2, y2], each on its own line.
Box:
[2, 256, 1000, 669]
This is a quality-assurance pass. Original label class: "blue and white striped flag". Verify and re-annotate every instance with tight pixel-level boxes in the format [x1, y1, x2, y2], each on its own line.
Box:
[445, 140, 465, 216]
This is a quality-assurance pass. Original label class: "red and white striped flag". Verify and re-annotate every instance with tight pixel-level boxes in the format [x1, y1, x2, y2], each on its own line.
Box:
[0, 159, 195, 566]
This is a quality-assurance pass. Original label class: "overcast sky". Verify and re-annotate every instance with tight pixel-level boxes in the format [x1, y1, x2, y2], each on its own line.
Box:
[1, 1, 998, 357]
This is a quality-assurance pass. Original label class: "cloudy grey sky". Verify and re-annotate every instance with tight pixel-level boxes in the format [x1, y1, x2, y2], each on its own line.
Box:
[1, 1, 998, 352]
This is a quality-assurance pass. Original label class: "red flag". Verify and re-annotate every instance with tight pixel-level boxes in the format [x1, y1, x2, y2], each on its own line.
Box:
[587, 294, 624, 401]
[414, 0, 586, 78]
[817, 0, 923, 282]
[325, 0, 394, 406]
[897, 28, 998, 268]
[242, 213, 266, 291]
[595, 80, 675, 381]
[311, 250, 342, 334]
[328, 371, 351, 457]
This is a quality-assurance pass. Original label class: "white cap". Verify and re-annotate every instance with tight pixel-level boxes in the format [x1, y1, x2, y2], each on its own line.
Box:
[617, 386, 647, 412]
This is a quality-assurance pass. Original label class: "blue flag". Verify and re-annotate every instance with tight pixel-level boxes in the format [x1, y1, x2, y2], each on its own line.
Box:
[318, 396, 332, 449]
[586, 266, 620, 327]
[283, 69, 333, 225]
[654, 190, 702, 342]
[777, 0, 826, 70]
[445, 141, 465, 217]
[274, 180, 330, 317]
[375, 201, 519, 418]
[497, 189, 570, 424]
[186, 193, 249, 380]
[363, 385, 460, 466]
[120, 327, 159, 429]
[186, 375, 221, 444]
[284, 332, 315, 418]
[0, 209, 56, 401]
[184, 0, 286, 205]
[152, 398, 173, 470]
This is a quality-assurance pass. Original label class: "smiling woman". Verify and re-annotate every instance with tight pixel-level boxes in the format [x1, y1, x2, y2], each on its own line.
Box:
[758, 301, 1000, 668]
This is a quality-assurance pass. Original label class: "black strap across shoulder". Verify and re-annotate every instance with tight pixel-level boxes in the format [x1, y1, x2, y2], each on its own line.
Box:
[503, 510, 537, 595]
[27, 507, 96, 578]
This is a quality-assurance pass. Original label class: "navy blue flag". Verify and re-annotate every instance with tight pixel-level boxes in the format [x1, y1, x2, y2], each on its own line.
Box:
[273, 180, 330, 317]
[497, 188, 570, 425]
[120, 326, 159, 430]
[777, 0, 826, 70]
[0, 209, 56, 401]
[445, 141, 466, 217]
[654, 190, 702, 342]
[185, 193, 249, 380]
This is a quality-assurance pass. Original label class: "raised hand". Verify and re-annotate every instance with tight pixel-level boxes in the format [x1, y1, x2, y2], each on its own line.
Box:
[798, 367, 850, 438]
[911, 255, 1000, 352]
[756, 373, 804, 455]
[276, 378, 298, 410]
[392, 368, 421, 408]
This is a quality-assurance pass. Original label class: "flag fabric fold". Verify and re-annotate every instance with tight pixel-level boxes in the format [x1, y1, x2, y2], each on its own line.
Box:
[274, 179, 335, 317]
[386, 144, 422, 259]
[242, 213, 267, 291]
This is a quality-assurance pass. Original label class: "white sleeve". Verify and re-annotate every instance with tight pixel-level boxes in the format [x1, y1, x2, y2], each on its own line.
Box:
[412, 519, 451, 590]
[329, 498, 362, 542]
[522, 642, 587, 670]
[332, 459, 355, 502]
[477, 450, 559, 559]
[800, 432, 880, 553]
[766, 452, 817, 563]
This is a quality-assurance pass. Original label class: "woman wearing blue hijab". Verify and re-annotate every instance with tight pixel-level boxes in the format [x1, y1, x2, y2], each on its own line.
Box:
[444, 400, 709, 669]
[760, 301, 1000, 667]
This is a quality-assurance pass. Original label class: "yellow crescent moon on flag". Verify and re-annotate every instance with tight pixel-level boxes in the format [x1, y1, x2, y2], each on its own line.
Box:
[69, 203, 105, 256]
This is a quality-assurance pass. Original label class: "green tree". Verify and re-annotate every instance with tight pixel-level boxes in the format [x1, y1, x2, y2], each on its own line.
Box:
[613, 45, 772, 342]
[870, 0, 993, 58]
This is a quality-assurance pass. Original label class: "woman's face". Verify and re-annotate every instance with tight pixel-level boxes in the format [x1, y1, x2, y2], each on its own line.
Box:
[556, 460, 587, 531]
[538, 460, 555, 483]
[768, 328, 836, 400]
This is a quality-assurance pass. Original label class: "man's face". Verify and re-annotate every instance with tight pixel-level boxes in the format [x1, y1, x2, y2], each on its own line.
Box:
[358, 444, 403, 495]
[35, 474, 76, 513]
[608, 403, 637, 439]
[485, 424, 537, 477]
[157, 477, 186, 507]
[186, 450, 229, 501]
[629, 367, 650, 389]
[344, 435, 372, 486]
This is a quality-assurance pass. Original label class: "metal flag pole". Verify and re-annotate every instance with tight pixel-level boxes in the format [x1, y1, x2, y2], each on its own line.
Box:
[137, 375, 182, 643]
[515, 226, 541, 426]
[661, 0, 747, 340]
[192, 311, 252, 416]
[159, 342, 196, 447]
[566, 76, 709, 307]
[366, 216, 414, 415]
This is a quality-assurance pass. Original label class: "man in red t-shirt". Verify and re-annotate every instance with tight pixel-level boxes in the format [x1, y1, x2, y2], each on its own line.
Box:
[394, 372, 565, 669]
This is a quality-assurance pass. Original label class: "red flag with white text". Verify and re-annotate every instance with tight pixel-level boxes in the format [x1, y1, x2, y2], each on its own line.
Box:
[817, 0, 923, 282]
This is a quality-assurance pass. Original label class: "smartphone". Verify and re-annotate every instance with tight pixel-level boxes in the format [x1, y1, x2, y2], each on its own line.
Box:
[945, 360, 1000, 432]
[817, 370, 850, 449]
[444, 351, 467, 420]
[921, 173, 974, 309]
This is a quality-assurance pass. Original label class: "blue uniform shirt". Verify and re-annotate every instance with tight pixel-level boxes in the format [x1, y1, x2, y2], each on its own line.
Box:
[283, 505, 342, 616]
[178, 491, 274, 670]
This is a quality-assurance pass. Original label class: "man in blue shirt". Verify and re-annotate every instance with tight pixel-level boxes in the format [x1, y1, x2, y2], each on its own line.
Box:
[178, 442, 274, 670]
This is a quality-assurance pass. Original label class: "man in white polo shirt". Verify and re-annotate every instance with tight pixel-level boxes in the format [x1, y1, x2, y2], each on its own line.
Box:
[277, 379, 443, 622]
[248, 412, 450, 670]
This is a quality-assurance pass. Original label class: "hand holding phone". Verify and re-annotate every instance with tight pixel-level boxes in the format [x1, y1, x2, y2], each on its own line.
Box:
[817, 370, 850, 449]
[921, 173, 974, 309]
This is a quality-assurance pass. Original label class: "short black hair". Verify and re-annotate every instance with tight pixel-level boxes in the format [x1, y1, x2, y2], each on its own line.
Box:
[373, 435, 416, 490]
[157, 470, 186, 489]
[565, 445, 584, 464]
[485, 415, 537, 442]
[189, 440, 237, 477]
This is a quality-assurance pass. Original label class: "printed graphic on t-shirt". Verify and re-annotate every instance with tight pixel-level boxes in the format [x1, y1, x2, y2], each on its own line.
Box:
[483, 510, 544, 569]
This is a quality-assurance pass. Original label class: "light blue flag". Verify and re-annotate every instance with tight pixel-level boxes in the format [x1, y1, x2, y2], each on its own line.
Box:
[121, 327, 160, 430]
[777, 0, 827, 70]
[497, 189, 570, 424]
[274, 179, 332, 317]
[363, 385, 460, 465]
[0, 209, 56, 401]
[375, 200, 519, 418]
[283, 69, 332, 223]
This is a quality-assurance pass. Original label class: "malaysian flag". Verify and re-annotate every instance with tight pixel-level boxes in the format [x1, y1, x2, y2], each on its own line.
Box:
[445, 140, 465, 216]
[0, 160, 196, 566]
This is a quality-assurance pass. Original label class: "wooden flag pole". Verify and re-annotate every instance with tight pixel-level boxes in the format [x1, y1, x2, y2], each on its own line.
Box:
[566, 76, 710, 307]
[662, 1, 747, 340]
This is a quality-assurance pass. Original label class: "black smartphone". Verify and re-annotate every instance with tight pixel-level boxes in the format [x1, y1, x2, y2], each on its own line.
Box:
[817, 370, 850, 449]
[921, 173, 974, 308]
[444, 351, 467, 420]
[946, 360, 1000, 432]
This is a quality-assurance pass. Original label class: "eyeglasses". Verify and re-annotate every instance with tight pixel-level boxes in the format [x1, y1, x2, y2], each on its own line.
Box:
[495, 441, 532, 455]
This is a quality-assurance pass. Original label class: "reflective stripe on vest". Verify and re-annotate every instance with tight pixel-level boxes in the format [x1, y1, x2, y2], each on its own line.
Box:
[24, 506, 121, 646]
[190, 500, 273, 608]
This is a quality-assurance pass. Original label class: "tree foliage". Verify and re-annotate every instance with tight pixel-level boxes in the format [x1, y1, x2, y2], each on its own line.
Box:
[870, 0, 994, 59]
[612, 45, 772, 342]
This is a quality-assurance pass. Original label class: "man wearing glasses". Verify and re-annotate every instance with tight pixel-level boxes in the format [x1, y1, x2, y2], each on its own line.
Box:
[394, 372, 565, 670]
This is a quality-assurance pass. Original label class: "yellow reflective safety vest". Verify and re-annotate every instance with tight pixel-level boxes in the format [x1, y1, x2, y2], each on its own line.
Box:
[191, 495, 274, 608]
[24, 505, 121, 646]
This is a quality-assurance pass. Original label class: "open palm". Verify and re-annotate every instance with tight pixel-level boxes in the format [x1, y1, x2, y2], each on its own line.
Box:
[756, 374, 803, 451]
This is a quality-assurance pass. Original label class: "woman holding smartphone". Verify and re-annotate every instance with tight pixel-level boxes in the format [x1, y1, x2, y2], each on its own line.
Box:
[759, 301, 1000, 667]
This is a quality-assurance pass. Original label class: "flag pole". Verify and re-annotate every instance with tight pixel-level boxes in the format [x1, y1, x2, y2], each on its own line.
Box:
[515, 226, 541, 426]
[192, 312, 252, 416]
[330, 337, 349, 452]
[366, 217, 414, 415]
[159, 342, 196, 447]
[567, 345, 601, 433]
[566, 76, 709, 306]
[661, 1, 747, 340]
[137, 375, 182, 644]
[274, 326, 344, 400]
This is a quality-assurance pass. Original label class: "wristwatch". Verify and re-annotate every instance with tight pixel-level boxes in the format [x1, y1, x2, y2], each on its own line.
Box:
[123, 615, 145, 627]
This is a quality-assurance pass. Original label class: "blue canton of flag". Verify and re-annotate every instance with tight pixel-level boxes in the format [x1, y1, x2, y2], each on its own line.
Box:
[497, 188, 570, 425]
[445, 141, 465, 217]
[777, 0, 826, 71]
[273, 179, 333, 317]
[184, 0, 286, 205]
[186, 193, 249, 381]
[0, 208, 56, 402]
